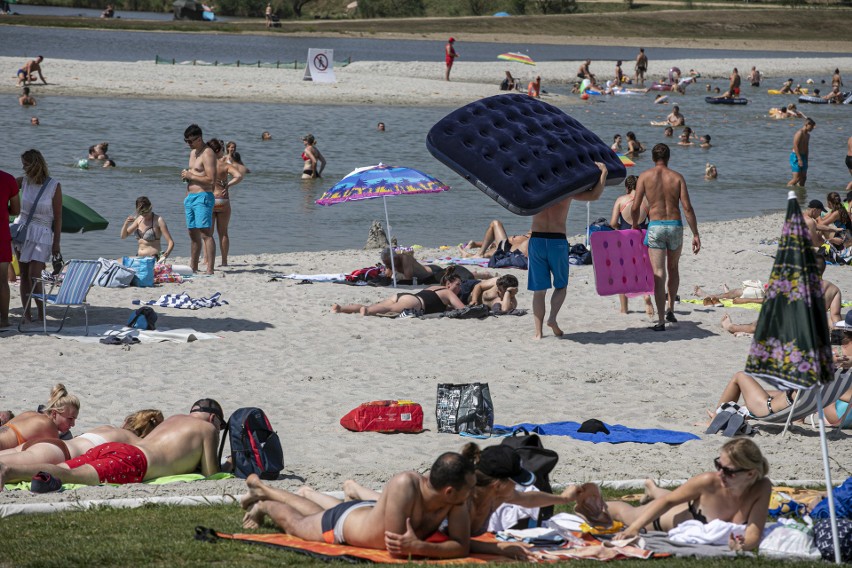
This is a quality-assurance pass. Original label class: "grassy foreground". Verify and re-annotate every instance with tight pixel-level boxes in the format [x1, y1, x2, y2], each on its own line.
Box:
[0, 488, 827, 567]
[1, 9, 851, 44]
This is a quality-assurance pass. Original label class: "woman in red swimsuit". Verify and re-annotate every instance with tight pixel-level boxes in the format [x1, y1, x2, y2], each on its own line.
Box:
[301, 134, 326, 180]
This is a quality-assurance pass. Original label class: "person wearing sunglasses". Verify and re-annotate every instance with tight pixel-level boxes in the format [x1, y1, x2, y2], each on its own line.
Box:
[181, 124, 217, 275]
[607, 439, 771, 551]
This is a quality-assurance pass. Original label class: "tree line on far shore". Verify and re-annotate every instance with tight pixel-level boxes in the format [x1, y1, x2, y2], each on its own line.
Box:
[22, 0, 583, 18]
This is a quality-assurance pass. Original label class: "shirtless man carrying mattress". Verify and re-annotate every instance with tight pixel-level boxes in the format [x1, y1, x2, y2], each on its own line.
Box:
[0, 399, 223, 490]
[239, 452, 475, 559]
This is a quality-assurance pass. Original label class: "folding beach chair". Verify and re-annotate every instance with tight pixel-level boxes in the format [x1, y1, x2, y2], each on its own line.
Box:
[754, 368, 852, 436]
[18, 259, 101, 335]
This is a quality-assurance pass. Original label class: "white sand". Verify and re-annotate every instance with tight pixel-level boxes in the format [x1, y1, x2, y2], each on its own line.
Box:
[2, 49, 850, 505]
[3, 55, 851, 106]
[2, 211, 851, 505]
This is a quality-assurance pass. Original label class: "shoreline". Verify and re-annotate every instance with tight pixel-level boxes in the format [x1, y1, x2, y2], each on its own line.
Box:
[2, 211, 852, 504]
[4, 55, 851, 106]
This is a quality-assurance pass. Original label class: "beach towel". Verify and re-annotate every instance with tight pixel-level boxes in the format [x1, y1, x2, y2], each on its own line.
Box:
[51, 325, 220, 343]
[195, 529, 509, 564]
[271, 273, 346, 282]
[425, 257, 492, 268]
[682, 298, 764, 311]
[494, 422, 699, 445]
[3, 472, 234, 492]
[136, 292, 228, 309]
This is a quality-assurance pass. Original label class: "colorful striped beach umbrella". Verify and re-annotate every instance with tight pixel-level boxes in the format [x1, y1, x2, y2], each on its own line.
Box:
[316, 163, 450, 286]
[497, 52, 535, 66]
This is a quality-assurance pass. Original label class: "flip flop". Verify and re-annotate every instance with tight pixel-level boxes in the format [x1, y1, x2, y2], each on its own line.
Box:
[722, 412, 746, 437]
[651, 323, 666, 332]
[31, 471, 63, 493]
[706, 408, 734, 435]
[574, 483, 613, 528]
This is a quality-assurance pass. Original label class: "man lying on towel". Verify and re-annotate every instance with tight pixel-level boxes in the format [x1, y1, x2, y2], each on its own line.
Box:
[240, 452, 476, 559]
[0, 399, 223, 490]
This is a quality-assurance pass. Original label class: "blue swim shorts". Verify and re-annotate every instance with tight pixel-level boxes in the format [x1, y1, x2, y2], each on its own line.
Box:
[527, 233, 568, 291]
[644, 220, 684, 250]
[790, 152, 808, 173]
[184, 191, 214, 230]
[836, 400, 852, 429]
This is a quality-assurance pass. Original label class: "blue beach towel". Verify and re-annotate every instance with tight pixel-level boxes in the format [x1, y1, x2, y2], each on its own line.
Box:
[494, 421, 699, 445]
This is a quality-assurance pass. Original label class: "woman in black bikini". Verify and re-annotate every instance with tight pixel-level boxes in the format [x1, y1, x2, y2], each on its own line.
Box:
[300, 134, 326, 180]
[331, 272, 465, 316]
[120, 196, 175, 260]
[608, 439, 771, 551]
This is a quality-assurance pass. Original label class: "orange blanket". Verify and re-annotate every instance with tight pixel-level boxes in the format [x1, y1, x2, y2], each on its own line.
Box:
[199, 528, 508, 564]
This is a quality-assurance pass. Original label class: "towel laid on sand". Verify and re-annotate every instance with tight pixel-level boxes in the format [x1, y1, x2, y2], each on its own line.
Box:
[495, 422, 699, 445]
[425, 257, 491, 268]
[51, 325, 220, 343]
[4, 472, 234, 492]
[681, 299, 763, 311]
[271, 273, 346, 282]
[136, 292, 228, 309]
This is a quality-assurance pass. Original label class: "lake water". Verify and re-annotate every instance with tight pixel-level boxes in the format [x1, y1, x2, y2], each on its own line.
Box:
[6, 74, 850, 260]
[1, 23, 847, 64]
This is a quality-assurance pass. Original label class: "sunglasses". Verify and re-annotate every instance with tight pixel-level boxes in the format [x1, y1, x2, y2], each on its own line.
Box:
[184, 136, 199, 144]
[714, 457, 747, 477]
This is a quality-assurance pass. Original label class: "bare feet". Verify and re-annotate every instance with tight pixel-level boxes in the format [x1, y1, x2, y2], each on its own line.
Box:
[547, 320, 563, 337]
[721, 314, 733, 333]
[359, 306, 368, 316]
[242, 503, 265, 529]
[693, 285, 704, 297]
[722, 283, 730, 293]
[241, 473, 267, 511]
[640, 479, 657, 504]
[330, 304, 341, 313]
[342, 479, 361, 501]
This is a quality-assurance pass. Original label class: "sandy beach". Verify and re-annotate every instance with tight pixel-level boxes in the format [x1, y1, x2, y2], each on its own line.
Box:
[2, 41, 851, 508]
[3, 54, 852, 106]
[1, 210, 851, 506]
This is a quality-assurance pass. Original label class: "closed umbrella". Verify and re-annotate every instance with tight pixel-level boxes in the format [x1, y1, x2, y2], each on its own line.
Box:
[316, 163, 450, 286]
[744, 191, 841, 563]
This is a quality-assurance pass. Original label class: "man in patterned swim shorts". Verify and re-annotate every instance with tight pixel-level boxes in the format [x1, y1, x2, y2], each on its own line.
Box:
[631, 143, 701, 331]
[0, 399, 224, 490]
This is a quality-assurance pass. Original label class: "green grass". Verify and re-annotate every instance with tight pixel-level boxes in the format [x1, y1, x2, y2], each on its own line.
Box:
[0, 487, 828, 567]
[0, 8, 850, 44]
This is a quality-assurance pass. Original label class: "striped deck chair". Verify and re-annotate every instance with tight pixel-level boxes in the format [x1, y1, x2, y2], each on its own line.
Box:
[754, 369, 852, 436]
[19, 260, 101, 335]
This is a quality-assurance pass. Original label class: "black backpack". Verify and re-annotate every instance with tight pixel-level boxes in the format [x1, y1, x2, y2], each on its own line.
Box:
[217, 407, 284, 480]
[501, 430, 559, 524]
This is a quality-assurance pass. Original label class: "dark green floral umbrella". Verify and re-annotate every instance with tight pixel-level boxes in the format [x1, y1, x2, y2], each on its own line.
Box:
[745, 192, 842, 564]
[744, 192, 834, 390]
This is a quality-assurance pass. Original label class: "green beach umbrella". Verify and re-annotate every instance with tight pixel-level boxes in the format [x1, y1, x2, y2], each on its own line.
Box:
[744, 192, 834, 389]
[8, 195, 109, 234]
[744, 191, 841, 564]
[61, 195, 109, 234]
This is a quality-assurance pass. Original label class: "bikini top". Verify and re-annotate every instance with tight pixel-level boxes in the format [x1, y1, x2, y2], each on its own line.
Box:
[301, 151, 309, 161]
[619, 197, 649, 229]
[135, 215, 158, 241]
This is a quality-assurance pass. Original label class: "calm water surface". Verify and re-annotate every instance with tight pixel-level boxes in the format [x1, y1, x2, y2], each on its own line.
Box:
[4, 76, 850, 259]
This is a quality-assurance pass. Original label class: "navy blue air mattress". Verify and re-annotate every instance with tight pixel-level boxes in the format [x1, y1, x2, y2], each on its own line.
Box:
[426, 94, 626, 216]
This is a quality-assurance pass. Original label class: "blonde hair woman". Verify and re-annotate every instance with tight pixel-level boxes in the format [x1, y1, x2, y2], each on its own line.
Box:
[608, 439, 771, 551]
[12, 149, 62, 322]
[0, 384, 79, 451]
[0, 410, 163, 468]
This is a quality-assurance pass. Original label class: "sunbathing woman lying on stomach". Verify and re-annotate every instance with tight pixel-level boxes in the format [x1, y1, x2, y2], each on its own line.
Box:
[0, 384, 80, 451]
[332, 270, 465, 316]
[608, 439, 771, 551]
[0, 409, 162, 467]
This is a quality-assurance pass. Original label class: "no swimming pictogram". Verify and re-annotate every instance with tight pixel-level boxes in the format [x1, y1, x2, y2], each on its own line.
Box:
[313, 53, 329, 71]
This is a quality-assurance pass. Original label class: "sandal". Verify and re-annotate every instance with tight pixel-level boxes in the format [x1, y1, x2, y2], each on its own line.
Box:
[651, 323, 666, 332]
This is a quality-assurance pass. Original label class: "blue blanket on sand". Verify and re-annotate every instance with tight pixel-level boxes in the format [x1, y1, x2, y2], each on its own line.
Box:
[495, 422, 699, 445]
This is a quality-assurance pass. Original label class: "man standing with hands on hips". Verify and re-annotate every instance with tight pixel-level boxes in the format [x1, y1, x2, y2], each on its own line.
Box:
[632, 143, 700, 331]
[529, 163, 608, 340]
[181, 124, 217, 275]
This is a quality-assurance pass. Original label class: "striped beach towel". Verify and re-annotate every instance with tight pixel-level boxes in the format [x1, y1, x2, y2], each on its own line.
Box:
[138, 292, 229, 310]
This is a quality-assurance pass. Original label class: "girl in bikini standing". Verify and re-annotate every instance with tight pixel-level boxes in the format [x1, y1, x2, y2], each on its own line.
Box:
[206, 139, 244, 266]
[301, 134, 326, 180]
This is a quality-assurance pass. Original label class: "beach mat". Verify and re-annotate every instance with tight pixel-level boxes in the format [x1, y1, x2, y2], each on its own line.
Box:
[495, 422, 699, 445]
[4, 472, 234, 492]
[681, 298, 763, 311]
[50, 325, 221, 343]
[195, 528, 509, 564]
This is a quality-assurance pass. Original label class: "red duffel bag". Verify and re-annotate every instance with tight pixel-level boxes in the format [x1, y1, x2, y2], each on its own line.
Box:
[340, 400, 424, 433]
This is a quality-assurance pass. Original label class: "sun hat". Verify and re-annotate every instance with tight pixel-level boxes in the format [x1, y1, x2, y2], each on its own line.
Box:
[478, 446, 535, 486]
[448, 37, 455, 42]
[808, 199, 827, 212]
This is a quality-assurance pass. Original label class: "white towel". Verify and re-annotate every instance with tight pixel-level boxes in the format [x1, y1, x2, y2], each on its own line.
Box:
[667, 519, 745, 545]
